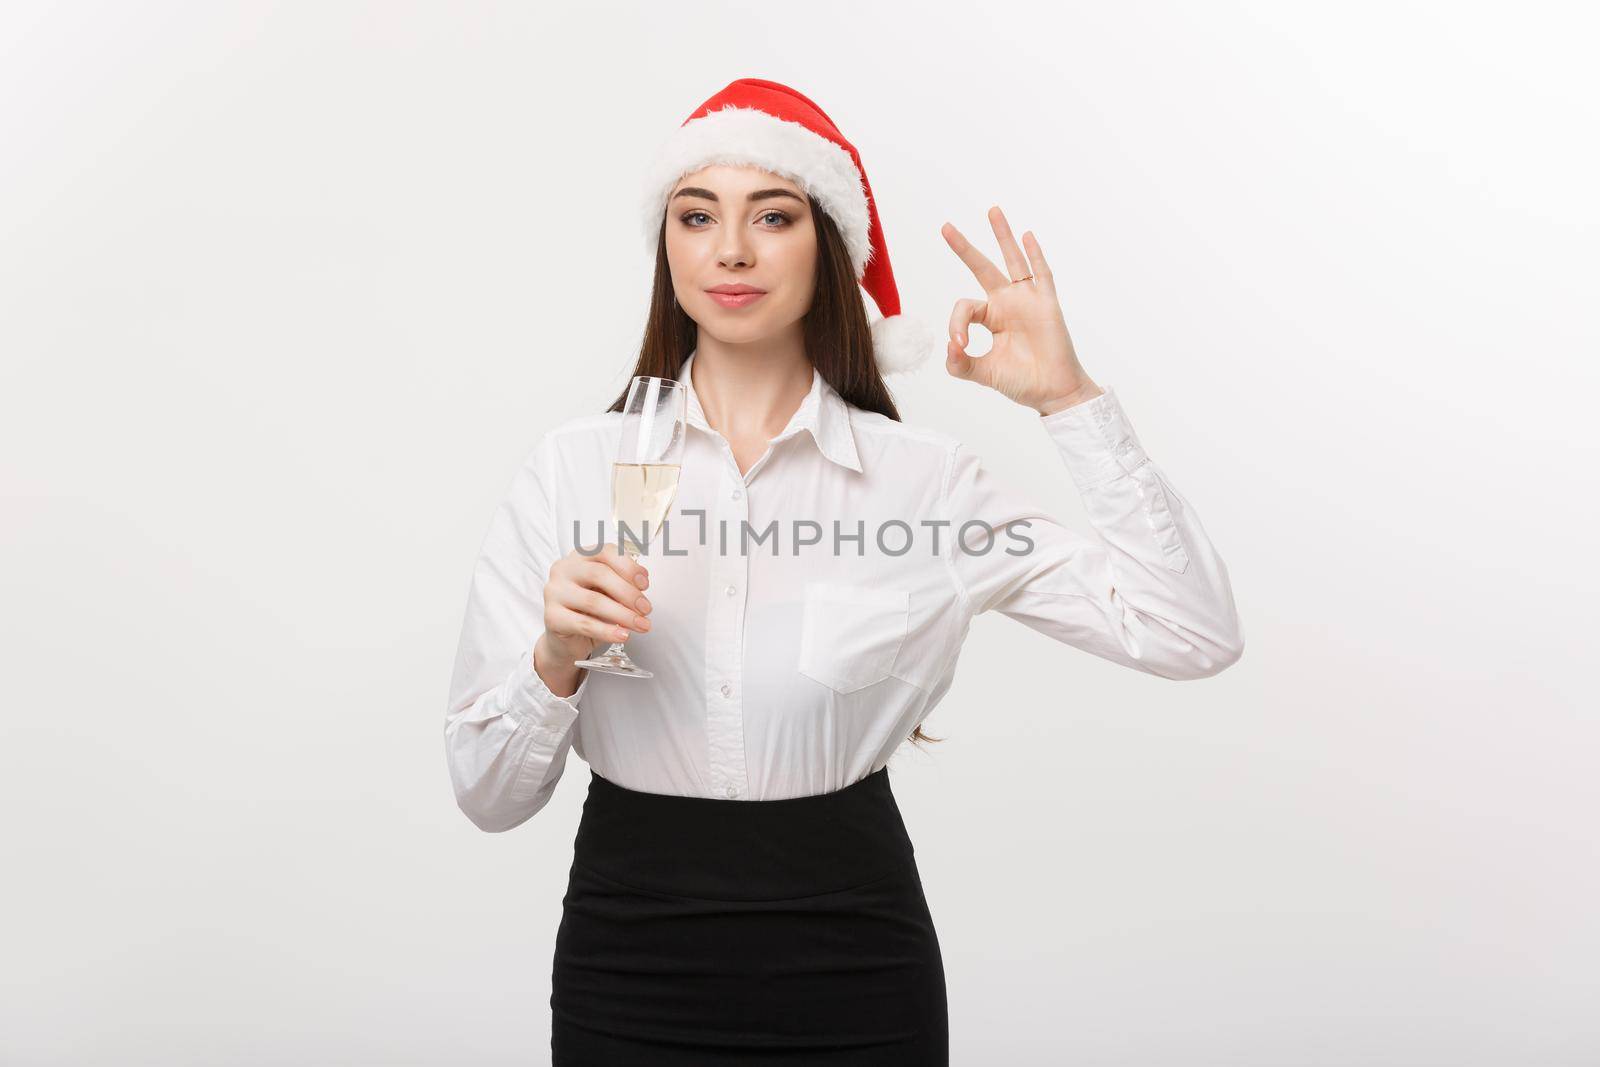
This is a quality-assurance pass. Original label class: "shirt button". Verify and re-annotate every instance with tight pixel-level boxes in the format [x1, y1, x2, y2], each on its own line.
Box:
[725, 584, 737, 597]
[731, 488, 742, 500]
[726, 784, 740, 798]
[720, 683, 732, 698]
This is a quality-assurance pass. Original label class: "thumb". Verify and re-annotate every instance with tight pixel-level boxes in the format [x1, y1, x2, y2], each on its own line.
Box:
[946, 337, 980, 382]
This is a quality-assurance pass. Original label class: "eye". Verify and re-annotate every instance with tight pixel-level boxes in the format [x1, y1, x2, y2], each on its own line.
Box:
[678, 208, 794, 229]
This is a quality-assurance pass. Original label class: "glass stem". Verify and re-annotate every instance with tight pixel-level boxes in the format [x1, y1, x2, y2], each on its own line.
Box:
[605, 544, 640, 658]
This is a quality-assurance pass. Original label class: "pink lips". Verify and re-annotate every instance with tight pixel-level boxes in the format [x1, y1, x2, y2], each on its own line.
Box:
[708, 291, 766, 308]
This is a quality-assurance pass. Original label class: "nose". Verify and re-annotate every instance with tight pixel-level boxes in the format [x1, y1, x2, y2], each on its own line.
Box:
[717, 230, 752, 269]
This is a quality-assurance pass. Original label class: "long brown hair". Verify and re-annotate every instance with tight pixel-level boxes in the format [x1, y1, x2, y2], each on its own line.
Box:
[608, 197, 944, 749]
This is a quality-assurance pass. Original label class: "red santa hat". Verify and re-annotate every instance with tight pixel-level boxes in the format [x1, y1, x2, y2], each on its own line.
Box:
[640, 77, 940, 375]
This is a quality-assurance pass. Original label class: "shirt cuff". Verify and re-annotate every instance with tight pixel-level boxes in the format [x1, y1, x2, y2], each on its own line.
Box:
[1037, 386, 1150, 491]
[499, 643, 588, 746]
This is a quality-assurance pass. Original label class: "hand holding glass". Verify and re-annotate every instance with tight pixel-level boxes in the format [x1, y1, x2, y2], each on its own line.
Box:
[575, 375, 686, 679]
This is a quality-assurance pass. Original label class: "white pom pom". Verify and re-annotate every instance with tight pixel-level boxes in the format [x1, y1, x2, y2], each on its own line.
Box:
[870, 314, 940, 375]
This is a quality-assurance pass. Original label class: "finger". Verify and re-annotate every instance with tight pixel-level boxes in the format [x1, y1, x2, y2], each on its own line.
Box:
[945, 337, 980, 382]
[564, 581, 652, 634]
[1021, 230, 1056, 294]
[552, 604, 633, 645]
[987, 206, 1032, 282]
[591, 541, 651, 589]
[947, 297, 990, 351]
[574, 560, 653, 623]
[940, 221, 1010, 293]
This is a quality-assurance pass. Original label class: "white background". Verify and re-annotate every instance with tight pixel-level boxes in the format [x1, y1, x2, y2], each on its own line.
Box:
[3, 1, 1595, 1063]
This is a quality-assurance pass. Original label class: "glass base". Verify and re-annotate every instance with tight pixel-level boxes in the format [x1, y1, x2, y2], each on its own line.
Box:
[574, 642, 653, 679]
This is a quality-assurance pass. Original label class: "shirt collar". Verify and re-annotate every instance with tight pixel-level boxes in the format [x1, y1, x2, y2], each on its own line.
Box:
[678, 349, 863, 474]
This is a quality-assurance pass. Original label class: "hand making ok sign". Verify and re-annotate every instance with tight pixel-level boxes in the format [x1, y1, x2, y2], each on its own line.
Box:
[941, 206, 1104, 416]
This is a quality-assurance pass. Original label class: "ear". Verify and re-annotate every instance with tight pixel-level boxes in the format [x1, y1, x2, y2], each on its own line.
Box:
[870, 314, 941, 375]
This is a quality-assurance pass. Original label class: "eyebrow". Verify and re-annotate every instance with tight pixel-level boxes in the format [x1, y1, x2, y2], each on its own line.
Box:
[670, 186, 806, 206]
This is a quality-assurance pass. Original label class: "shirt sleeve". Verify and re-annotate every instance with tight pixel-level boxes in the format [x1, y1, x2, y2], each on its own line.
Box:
[443, 431, 592, 832]
[944, 386, 1244, 680]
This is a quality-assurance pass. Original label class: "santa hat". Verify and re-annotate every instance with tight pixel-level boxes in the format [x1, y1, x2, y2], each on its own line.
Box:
[640, 77, 940, 375]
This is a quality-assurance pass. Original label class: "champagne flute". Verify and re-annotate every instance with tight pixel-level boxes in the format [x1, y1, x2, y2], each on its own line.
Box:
[575, 374, 686, 679]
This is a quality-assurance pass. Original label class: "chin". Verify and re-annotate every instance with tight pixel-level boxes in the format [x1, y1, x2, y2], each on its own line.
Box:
[697, 312, 777, 344]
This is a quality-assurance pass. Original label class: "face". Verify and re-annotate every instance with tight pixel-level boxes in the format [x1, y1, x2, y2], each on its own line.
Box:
[663, 165, 818, 345]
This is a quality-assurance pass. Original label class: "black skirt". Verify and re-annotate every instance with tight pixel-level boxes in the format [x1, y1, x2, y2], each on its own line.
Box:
[550, 766, 948, 1065]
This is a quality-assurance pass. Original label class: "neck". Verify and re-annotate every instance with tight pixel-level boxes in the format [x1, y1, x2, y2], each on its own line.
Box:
[689, 329, 813, 440]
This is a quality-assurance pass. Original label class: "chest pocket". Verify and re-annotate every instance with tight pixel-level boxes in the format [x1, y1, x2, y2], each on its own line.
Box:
[797, 581, 910, 694]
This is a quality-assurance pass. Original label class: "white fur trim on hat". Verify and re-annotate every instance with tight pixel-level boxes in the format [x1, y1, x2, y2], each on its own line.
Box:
[641, 104, 873, 279]
[871, 314, 940, 375]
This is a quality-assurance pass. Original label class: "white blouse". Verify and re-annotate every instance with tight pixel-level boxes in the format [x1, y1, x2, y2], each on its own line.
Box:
[444, 349, 1244, 831]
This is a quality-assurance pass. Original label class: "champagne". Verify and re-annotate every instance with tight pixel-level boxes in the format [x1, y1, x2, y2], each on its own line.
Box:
[577, 374, 685, 680]
[612, 462, 681, 556]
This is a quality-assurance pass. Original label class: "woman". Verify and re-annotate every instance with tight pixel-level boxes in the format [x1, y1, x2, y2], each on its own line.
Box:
[444, 78, 1243, 1064]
